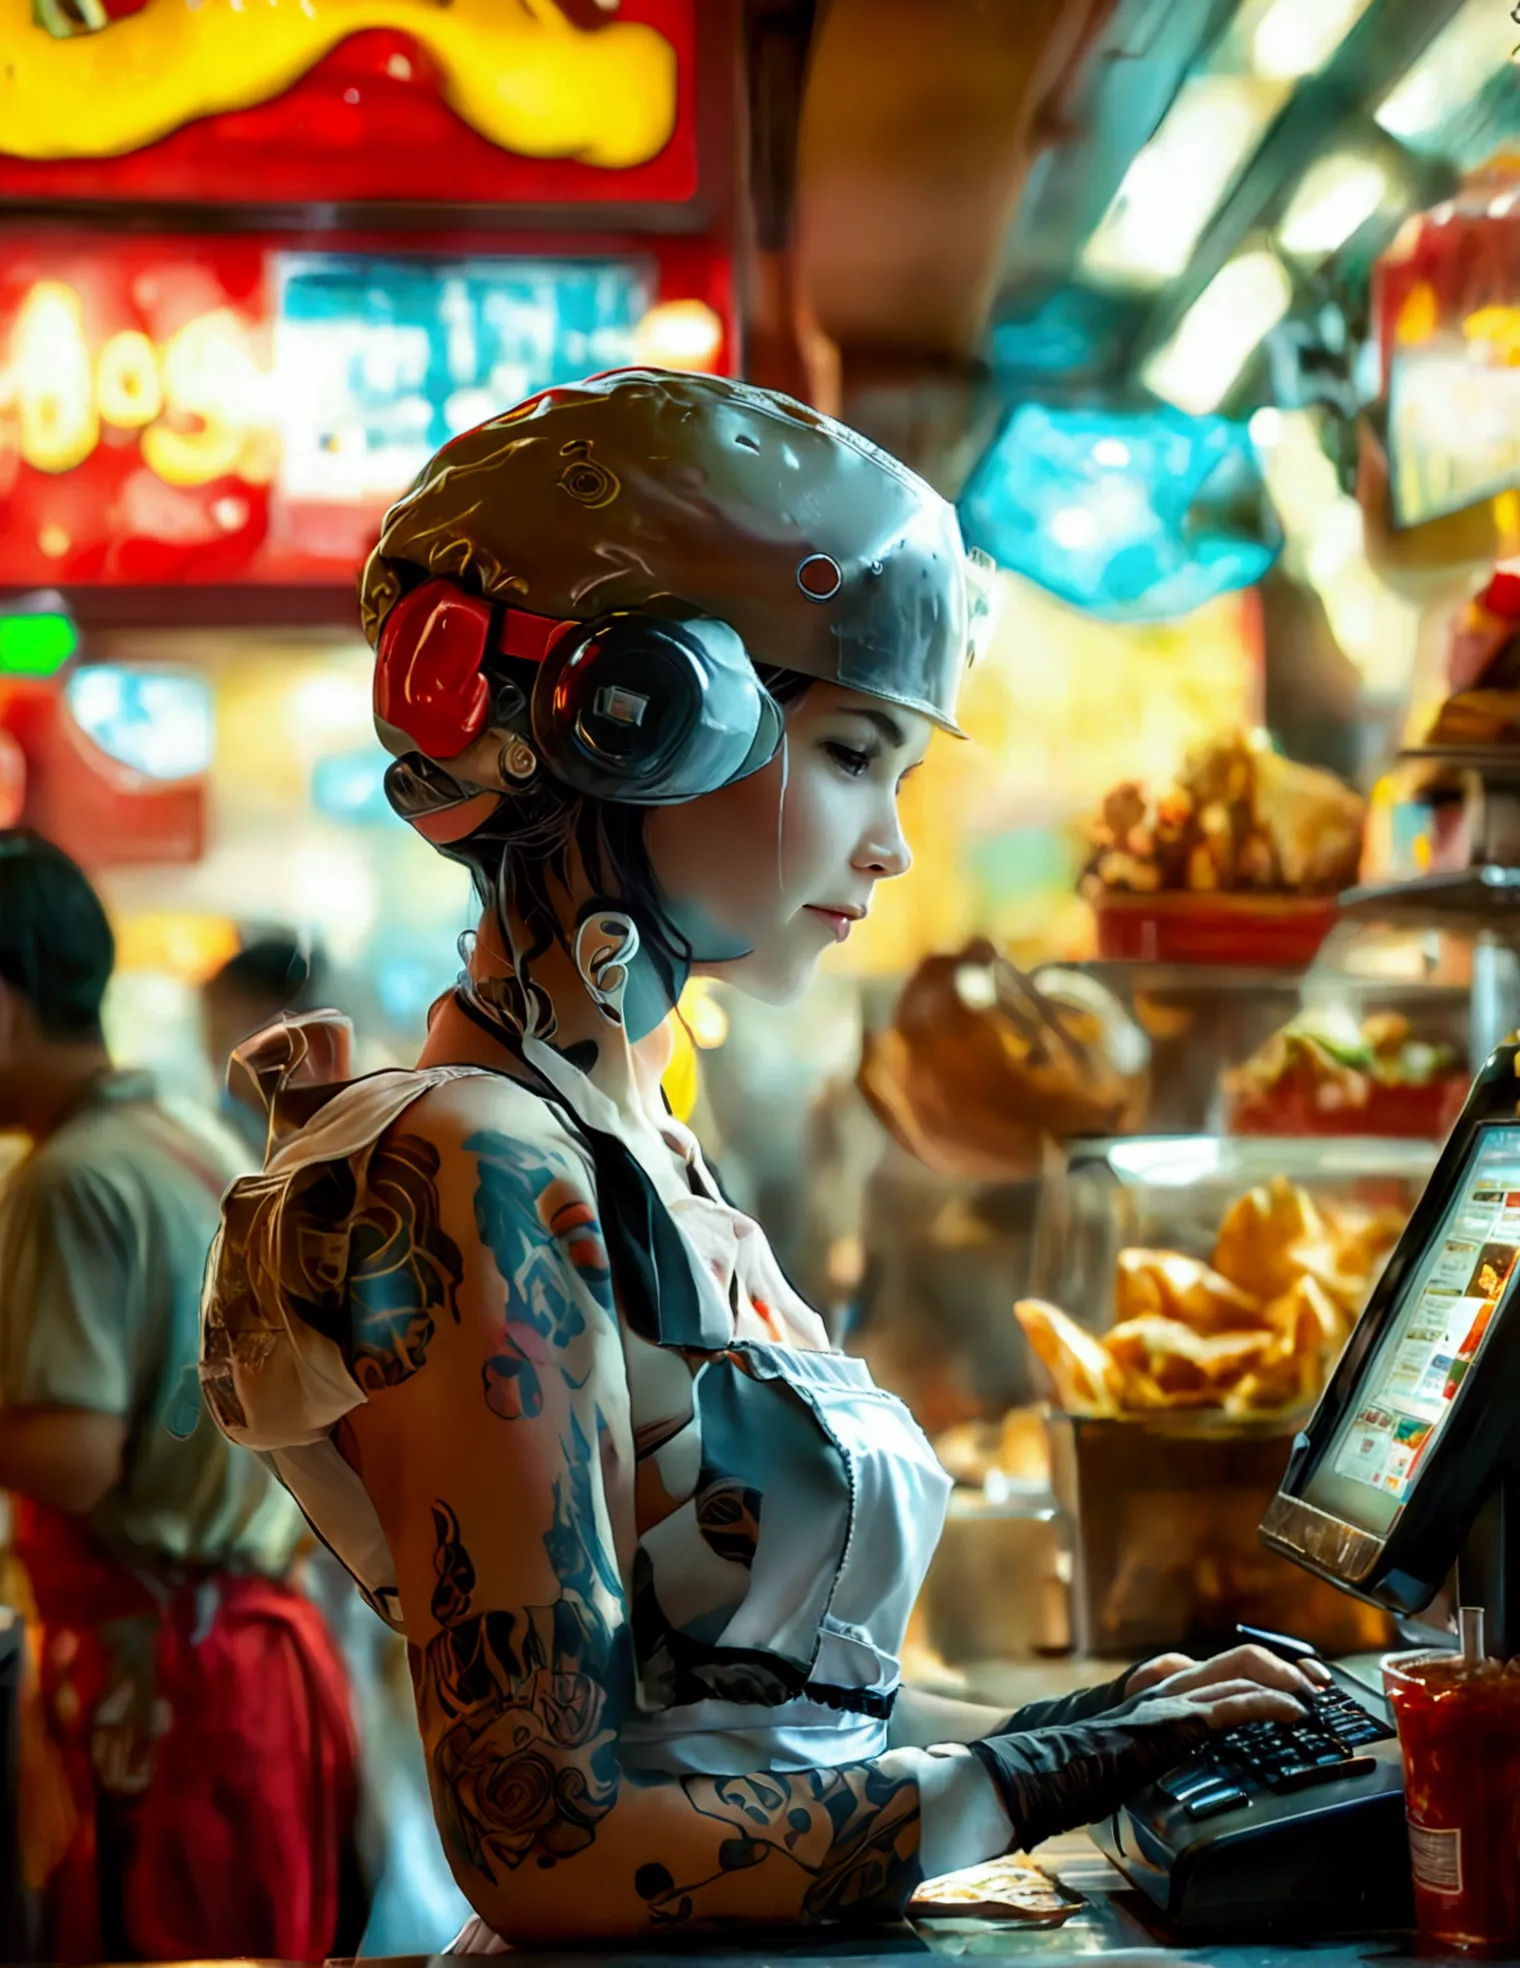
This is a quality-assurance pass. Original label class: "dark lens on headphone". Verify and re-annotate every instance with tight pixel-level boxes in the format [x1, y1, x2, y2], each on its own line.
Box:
[570, 635, 696, 772]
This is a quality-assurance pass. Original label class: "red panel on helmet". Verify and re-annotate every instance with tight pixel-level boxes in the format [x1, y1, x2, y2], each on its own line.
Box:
[374, 580, 494, 761]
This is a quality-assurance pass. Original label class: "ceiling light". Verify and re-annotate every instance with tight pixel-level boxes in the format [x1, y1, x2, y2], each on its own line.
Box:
[1144, 251, 1295, 416]
[1250, 0, 1375, 81]
[1278, 154, 1391, 259]
[1081, 75, 1288, 288]
[1376, 0, 1513, 150]
[958, 404, 1279, 621]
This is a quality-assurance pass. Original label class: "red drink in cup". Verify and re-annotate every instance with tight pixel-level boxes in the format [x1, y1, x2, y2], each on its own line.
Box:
[1383, 1650, 1520, 1948]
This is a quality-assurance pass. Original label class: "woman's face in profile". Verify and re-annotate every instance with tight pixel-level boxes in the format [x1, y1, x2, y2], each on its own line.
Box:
[643, 682, 932, 1005]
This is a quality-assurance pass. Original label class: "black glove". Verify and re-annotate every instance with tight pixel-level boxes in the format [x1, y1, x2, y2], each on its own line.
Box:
[993, 1665, 1139, 1734]
[968, 1699, 1212, 1851]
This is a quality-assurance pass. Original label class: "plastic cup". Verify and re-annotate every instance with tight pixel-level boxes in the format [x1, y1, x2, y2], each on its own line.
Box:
[1383, 1649, 1520, 1949]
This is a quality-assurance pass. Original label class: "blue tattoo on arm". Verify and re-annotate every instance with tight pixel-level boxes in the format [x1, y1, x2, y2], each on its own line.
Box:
[467, 1129, 615, 1405]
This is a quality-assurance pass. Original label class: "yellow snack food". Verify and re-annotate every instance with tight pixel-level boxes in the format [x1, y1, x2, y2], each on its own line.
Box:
[1115, 1248, 1263, 1333]
[1105, 1318, 1276, 1407]
[1212, 1177, 1329, 1302]
[1014, 1300, 1122, 1416]
[1015, 1178, 1401, 1417]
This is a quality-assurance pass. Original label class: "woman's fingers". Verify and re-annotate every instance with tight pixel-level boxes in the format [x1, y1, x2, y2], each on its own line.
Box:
[1158, 1643, 1317, 1700]
[1131, 1680, 1308, 1730]
[1126, 1651, 1195, 1695]
[1200, 1685, 1309, 1730]
[1186, 1675, 1286, 1704]
[1210, 1644, 1317, 1693]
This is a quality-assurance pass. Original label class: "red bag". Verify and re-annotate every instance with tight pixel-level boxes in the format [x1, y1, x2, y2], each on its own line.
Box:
[14, 1499, 359, 1963]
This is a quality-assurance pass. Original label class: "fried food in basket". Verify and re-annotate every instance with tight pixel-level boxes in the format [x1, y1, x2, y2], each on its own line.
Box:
[1115, 1249, 1262, 1333]
[1252, 747, 1366, 893]
[1016, 1177, 1396, 1416]
[1105, 1318, 1276, 1407]
[1082, 730, 1365, 899]
[1016, 1300, 1122, 1416]
[1213, 1178, 1331, 1302]
[1323, 1196, 1405, 1280]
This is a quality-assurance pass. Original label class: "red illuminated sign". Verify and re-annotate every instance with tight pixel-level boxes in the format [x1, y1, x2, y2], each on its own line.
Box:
[0, 0, 697, 208]
[0, 232, 732, 588]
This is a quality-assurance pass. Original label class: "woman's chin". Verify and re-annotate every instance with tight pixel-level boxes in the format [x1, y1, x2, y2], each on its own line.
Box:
[693, 948, 819, 1006]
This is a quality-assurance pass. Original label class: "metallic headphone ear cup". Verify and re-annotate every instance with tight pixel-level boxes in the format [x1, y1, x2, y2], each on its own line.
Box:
[728, 688, 783, 786]
[530, 619, 700, 801]
[530, 614, 770, 805]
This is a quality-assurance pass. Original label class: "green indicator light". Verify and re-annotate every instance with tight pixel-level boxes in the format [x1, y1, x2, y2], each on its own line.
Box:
[0, 614, 78, 677]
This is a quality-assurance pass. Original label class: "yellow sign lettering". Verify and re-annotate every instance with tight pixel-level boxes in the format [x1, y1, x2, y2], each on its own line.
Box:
[97, 328, 164, 428]
[141, 308, 259, 487]
[13, 281, 98, 473]
[6, 281, 271, 486]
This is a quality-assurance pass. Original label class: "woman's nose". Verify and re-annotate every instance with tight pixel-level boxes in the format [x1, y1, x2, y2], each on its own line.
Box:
[855, 819, 912, 880]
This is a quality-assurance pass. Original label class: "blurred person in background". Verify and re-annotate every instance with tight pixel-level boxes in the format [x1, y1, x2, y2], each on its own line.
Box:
[0, 832, 362, 1964]
[201, 934, 325, 1161]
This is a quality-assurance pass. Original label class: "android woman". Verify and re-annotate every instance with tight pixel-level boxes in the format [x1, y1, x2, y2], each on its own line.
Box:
[200, 371, 1311, 1944]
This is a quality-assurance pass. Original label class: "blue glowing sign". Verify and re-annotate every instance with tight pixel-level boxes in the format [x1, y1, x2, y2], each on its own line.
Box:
[66, 667, 212, 781]
[273, 254, 655, 504]
[312, 748, 392, 825]
[958, 405, 1281, 621]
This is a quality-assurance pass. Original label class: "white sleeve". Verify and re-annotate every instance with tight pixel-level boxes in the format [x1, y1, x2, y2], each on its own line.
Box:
[912, 1743, 1016, 1877]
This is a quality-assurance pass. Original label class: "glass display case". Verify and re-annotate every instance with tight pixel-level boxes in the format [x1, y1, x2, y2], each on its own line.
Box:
[1079, 956, 1473, 1137]
[1024, 1131, 1440, 1658]
[1031, 1131, 1439, 1330]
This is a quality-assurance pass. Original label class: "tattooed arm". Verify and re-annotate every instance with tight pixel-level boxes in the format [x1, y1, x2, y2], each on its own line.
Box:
[334, 1081, 1002, 1944]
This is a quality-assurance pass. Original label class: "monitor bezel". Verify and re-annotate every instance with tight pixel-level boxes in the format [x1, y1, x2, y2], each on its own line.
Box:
[1262, 1044, 1520, 1615]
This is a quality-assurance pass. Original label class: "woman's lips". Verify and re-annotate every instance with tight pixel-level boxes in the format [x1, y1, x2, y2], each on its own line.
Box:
[805, 907, 855, 943]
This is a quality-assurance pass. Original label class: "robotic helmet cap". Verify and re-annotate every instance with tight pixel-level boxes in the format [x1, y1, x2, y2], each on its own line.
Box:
[363, 369, 983, 816]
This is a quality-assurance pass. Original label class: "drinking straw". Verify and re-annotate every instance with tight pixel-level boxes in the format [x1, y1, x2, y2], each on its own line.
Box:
[1459, 1604, 1485, 1666]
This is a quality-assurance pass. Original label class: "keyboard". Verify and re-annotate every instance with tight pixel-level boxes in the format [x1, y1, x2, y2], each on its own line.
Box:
[1155, 1683, 1397, 1822]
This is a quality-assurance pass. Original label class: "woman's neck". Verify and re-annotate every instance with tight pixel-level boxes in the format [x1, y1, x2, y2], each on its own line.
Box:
[416, 906, 673, 1132]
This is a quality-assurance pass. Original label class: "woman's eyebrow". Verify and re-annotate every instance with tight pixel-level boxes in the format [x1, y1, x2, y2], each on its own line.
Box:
[846, 707, 910, 751]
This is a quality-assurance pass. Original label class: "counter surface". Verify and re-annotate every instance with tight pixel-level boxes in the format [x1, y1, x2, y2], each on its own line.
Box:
[333, 1840, 1469, 1966]
[332, 1658, 1460, 1966]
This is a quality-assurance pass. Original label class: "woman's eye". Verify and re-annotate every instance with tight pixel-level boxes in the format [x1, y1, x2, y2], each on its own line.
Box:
[825, 742, 873, 778]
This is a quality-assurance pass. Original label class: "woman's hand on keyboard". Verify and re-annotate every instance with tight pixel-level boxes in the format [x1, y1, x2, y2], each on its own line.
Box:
[968, 1676, 1307, 1850]
[1123, 1677, 1308, 1734]
[1125, 1642, 1330, 1705]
